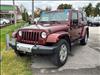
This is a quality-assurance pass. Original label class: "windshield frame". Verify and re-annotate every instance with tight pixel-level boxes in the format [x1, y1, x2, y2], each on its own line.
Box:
[39, 10, 69, 22]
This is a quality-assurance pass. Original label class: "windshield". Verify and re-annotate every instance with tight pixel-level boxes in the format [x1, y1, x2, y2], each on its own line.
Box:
[39, 10, 69, 22]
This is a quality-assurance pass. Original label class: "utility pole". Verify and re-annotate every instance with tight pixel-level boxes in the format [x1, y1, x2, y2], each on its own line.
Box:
[13, 0, 17, 25]
[13, 0, 15, 5]
[32, 0, 34, 21]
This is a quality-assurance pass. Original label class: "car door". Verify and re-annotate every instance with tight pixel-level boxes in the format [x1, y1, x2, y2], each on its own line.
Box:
[78, 12, 88, 37]
[69, 10, 81, 42]
[77, 12, 85, 38]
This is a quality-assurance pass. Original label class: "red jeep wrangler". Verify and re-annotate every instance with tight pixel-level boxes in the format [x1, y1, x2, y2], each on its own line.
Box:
[9, 9, 89, 67]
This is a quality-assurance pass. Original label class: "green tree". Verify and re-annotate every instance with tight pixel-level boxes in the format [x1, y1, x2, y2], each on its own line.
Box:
[22, 9, 29, 22]
[85, 3, 93, 17]
[57, 3, 72, 9]
[34, 8, 41, 18]
[45, 6, 51, 11]
[94, 3, 100, 16]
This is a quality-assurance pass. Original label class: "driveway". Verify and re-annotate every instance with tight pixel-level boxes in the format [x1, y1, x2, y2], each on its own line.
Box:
[31, 27, 100, 75]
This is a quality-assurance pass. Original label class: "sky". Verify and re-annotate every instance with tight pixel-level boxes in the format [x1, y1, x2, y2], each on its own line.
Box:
[34, 1, 100, 10]
[1, 0, 100, 15]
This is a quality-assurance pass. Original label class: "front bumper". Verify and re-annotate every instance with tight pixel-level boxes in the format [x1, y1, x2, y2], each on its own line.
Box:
[9, 38, 57, 54]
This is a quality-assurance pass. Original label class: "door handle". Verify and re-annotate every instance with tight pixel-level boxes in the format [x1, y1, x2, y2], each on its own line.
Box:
[70, 27, 73, 30]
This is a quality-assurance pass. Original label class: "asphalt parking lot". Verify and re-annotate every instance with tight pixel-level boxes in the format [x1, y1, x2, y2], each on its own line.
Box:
[31, 27, 100, 75]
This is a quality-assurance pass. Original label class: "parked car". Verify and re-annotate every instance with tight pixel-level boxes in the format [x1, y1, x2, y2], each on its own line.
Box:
[28, 17, 40, 24]
[87, 17, 94, 26]
[9, 18, 15, 24]
[87, 17, 100, 26]
[0, 18, 10, 25]
[93, 17, 100, 26]
[34, 17, 40, 22]
[9, 9, 89, 67]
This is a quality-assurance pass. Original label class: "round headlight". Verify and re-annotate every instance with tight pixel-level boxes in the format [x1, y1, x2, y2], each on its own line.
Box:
[41, 32, 47, 38]
[18, 31, 22, 36]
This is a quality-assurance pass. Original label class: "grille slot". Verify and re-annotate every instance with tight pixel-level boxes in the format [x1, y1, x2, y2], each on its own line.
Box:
[22, 31, 40, 43]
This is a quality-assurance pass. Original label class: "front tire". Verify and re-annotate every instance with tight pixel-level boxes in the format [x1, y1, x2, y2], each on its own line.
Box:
[80, 32, 88, 45]
[3, 22, 6, 25]
[52, 39, 70, 67]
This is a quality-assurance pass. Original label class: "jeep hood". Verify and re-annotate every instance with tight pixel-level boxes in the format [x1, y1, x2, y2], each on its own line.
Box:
[21, 24, 69, 33]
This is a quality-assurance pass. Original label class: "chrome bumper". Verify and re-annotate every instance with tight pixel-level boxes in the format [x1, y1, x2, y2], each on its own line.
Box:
[9, 38, 57, 54]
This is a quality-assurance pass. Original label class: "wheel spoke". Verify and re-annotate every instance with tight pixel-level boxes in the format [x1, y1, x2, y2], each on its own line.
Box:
[59, 44, 67, 62]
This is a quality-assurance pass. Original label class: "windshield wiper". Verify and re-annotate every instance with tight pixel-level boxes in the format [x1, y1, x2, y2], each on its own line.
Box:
[38, 21, 61, 25]
[50, 21, 61, 24]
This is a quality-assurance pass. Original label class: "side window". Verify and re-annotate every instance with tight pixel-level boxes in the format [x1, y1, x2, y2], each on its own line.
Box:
[72, 12, 78, 20]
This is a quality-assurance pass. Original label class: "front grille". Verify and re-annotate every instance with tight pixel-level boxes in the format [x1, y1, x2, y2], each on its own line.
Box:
[21, 31, 40, 43]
